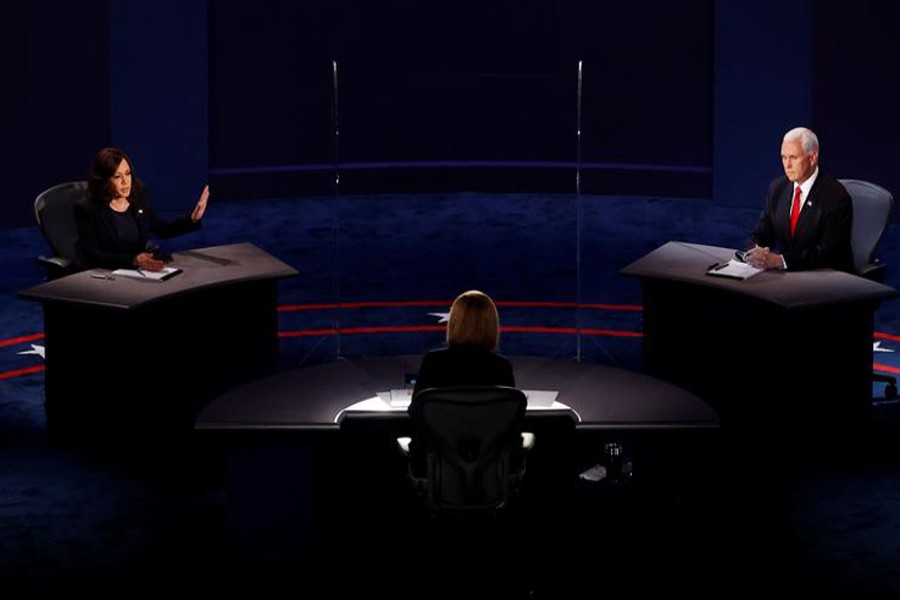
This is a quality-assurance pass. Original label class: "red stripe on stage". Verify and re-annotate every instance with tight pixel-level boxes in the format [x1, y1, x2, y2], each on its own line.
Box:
[497, 301, 643, 311]
[279, 300, 451, 311]
[874, 362, 900, 375]
[279, 329, 341, 338]
[0, 365, 45, 380]
[0, 333, 44, 348]
[580, 328, 644, 338]
[281, 325, 445, 337]
[280, 325, 642, 337]
[875, 331, 900, 343]
[278, 300, 643, 312]
[501, 326, 642, 337]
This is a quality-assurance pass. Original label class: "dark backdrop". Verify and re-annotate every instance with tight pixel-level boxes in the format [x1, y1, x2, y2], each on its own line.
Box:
[814, 1, 900, 198]
[208, 0, 713, 200]
[0, 2, 109, 229]
[4, 2, 900, 228]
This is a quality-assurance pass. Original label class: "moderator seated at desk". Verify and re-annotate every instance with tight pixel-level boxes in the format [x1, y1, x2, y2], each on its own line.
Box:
[196, 354, 720, 432]
[195, 355, 718, 556]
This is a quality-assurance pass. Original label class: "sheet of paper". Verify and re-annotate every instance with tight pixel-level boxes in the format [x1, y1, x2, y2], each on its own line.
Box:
[706, 259, 763, 280]
[111, 266, 181, 281]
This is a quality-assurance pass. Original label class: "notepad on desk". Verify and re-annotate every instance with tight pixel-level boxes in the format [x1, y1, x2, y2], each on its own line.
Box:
[334, 389, 574, 423]
[524, 390, 565, 409]
[376, 389, 562, 409]
[705, 259, 762, 281]
[111, 266, 182, 281]
[378, 388, 413, 408]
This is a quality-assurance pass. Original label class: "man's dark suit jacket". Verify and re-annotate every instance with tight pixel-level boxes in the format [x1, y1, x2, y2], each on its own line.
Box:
[750, 173, 854, 272]
[411, 345, 515, 400]
[74, 188, 200, 270]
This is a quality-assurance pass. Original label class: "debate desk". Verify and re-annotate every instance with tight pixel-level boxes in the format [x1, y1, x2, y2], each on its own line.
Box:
[20, 242, 297, 436]
[621, 241, 898, 425]
[195, 354, 719, 556]
[196, 354, 718, 431]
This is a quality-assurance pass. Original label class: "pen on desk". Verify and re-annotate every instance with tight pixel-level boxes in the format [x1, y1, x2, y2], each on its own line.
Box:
[136, 268, 147, 278]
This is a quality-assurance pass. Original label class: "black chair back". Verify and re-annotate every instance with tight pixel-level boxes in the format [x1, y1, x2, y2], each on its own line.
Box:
[840, 178, 894, 280]
[840, 178, 898, 400]
[408, 386, 527, 515]
[34, 181, 88, 278]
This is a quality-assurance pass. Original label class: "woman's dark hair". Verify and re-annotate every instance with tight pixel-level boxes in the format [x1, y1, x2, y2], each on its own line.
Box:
[87, 147, 143, 206]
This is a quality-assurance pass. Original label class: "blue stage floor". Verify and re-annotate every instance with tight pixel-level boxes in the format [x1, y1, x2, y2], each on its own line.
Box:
[2, 193, 900, 596]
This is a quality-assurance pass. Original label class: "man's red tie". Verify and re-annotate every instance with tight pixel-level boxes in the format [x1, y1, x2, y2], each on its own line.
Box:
[790, 185, 802, 237]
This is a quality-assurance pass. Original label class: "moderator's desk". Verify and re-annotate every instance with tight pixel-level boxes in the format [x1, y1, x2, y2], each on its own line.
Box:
[621, 241, 898, 424]
[196, 354, 719, 432]
[20, 242, 297, 434]
[196, 355, 718, 556]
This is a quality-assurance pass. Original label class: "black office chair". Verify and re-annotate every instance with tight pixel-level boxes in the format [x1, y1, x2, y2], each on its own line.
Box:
[398, 386, 534, 516]
[840, 178, 898, 400]
[34, 181, 89, 280]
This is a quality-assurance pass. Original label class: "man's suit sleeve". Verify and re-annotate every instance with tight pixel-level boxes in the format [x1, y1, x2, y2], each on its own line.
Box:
[750, 178, 782, 249]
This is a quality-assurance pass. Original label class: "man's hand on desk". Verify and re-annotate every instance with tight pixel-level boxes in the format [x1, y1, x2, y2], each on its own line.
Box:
[745, 246, 784, 270]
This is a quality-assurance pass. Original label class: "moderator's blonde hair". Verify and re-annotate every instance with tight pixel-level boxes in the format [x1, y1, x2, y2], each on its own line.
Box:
[446, 290, 500, 351]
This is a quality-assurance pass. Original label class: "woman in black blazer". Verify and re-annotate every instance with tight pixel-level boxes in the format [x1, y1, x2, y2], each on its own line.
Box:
[75, 147, 209, 271]
[412, 289, 514, 399]
[407, 290, 515, 477]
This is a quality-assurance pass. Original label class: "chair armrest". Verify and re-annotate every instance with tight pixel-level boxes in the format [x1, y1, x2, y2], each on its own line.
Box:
[37, 255, 72, 270]
[860, 262, 887, 282]
[521, 432, 535, 451]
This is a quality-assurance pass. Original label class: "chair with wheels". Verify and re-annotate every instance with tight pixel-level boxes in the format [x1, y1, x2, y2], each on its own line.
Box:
[397, 385, 534, 516]
[840, 178, 897, 400]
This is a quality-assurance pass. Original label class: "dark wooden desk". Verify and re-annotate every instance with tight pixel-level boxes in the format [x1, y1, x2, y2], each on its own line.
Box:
[20, 242, 297, 435]
[196, 354, 719, 432]
[195, 354, 718, 556]
[621, 241, 898, 425]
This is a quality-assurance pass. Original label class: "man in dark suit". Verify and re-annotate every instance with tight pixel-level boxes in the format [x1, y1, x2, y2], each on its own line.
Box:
[746, 127, 853, 272]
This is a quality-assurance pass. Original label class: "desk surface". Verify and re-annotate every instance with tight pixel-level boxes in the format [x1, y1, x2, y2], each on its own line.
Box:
[196, 355, 720, 432]
[621, 241, 897, 309]
[19, 242, 298, 310]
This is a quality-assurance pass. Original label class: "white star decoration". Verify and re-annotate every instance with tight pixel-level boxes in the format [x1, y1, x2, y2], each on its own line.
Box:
[6, 338, 894, 365]
[17, 344, 45, 359]
[428, 312, 450, 324]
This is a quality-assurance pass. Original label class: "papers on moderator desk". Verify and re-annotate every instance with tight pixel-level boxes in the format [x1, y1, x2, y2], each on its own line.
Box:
[333, 390, 569, 423]
[111, 266, 182, 281]
[706, 259, 762, 281]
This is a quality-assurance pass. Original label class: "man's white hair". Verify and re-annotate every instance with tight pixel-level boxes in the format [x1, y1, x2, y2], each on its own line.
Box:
[783, 127, 819, 154]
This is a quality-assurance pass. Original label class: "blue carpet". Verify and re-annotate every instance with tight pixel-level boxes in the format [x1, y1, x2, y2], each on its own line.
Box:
[2, 192, 900, 595]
